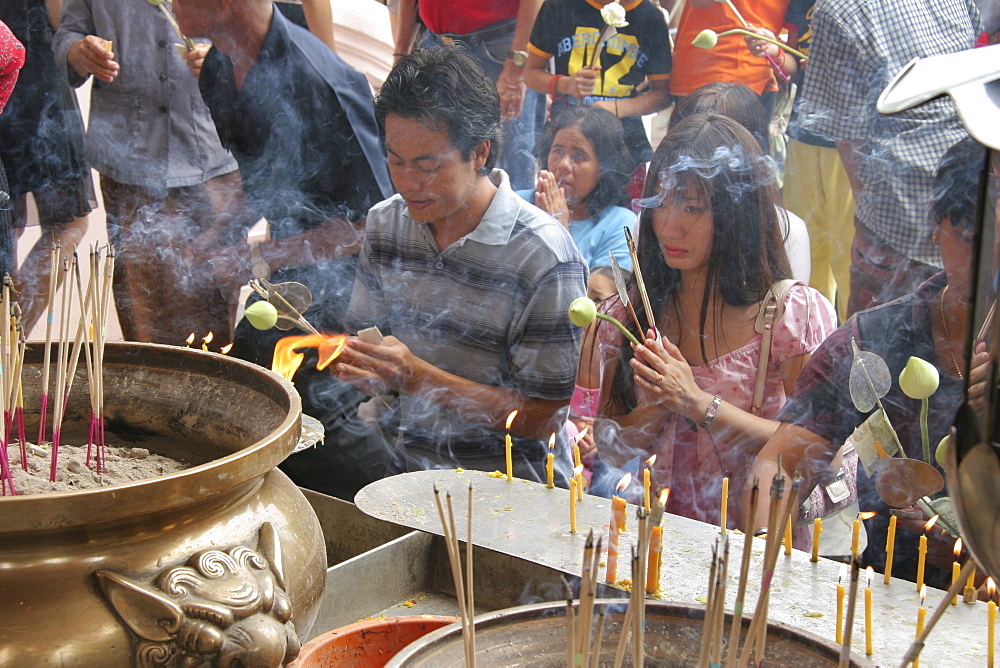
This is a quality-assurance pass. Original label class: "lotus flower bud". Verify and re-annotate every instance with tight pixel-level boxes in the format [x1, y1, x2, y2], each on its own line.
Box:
[568, 297, 598, 327]
[692, 29, 719, 49]
[899, 356, 940, 400]
[245, 300, 279, 331]
[600, 2, 630, 27]
[935, 434, 950, 468]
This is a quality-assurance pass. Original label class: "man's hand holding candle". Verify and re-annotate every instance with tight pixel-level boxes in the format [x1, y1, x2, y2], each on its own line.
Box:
[67, 35, 119, 83]
[337, 335, 418, 397]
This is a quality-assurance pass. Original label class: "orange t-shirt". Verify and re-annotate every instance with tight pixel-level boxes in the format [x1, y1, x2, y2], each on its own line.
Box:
[670, 0, 790, 97]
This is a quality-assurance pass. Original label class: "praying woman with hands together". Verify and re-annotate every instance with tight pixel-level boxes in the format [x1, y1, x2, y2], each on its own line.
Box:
[587, 114, 837, 525]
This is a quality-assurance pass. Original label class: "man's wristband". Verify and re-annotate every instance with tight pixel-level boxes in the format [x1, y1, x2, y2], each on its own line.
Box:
[548, 74, 564, 96]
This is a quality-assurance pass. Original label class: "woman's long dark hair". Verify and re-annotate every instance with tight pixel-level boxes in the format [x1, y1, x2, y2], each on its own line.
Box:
[608, 114, 792, 414]
[533, 106, 633, 215]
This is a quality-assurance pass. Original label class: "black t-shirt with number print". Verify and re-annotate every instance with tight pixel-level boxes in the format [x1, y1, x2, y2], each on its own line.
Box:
[529, 0, 672, 165]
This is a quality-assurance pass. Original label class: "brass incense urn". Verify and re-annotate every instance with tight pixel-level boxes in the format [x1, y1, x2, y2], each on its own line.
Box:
[0, 342, 325, 666]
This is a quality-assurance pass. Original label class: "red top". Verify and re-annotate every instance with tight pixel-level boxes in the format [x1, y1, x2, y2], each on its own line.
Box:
[417, 0, 519, 35]
[0, 20, 24, 114]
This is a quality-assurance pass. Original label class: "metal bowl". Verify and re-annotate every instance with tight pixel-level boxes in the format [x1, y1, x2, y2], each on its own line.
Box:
[387, 599, 871, 667]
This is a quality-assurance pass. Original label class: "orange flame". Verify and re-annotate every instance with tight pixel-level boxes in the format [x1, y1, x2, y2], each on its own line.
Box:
[646, 454, 657, 467]
[924, 515, 940, 533]
[185, 333, 195, 346]
[954, 537, 963, 557]
[272, 333, 348, 382]
[616, 472, 632, 493]
[919, 584, 927, 604]
[859, 511, 877, 520]
[203, 331, 214, 345]
[505, 410, 518, 431]
[658, 488, 670, 506]
[220, 343, 233, 355]
[548, 433, 556, 451]
[989, 577, 996, 598]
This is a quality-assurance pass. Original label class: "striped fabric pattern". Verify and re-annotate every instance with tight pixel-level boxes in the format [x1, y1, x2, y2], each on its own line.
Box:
[346, 169, 588, 470]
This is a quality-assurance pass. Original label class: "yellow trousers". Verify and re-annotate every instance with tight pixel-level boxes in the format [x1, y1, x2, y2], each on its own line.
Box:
[783, 139, 856, 321]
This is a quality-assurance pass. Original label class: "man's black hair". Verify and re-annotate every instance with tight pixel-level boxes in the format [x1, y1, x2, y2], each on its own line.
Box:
[375, 45, 503, 174]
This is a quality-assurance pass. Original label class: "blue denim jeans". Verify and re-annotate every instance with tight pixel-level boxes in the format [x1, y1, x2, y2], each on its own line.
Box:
[420, 23, 543, 190]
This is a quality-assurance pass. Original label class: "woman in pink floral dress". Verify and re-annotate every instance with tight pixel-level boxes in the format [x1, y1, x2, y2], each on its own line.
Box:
[591, 113, 837, 529]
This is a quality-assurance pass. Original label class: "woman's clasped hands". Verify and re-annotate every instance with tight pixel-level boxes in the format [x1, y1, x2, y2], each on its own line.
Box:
[630, 331, 713, 422]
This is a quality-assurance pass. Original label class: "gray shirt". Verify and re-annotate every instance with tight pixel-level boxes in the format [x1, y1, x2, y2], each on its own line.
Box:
[346, 169, 588, 475]
[53, 0, 236, 188]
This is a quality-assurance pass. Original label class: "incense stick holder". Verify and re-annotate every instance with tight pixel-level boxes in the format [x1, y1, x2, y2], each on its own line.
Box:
[0, 342, 324, 666]
[387, 599, 873, 666]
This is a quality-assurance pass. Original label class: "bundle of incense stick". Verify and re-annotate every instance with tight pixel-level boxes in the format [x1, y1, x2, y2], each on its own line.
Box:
[737, 470, 800, 667]
[623, 226, 657, 337]
[698, 534, 731, 667]
[612, 505, 651, 668]
[37, 243, 61, 448]
[725, 479, 760, 665]
[433, 484, 476, 667]
[568, 529, 603, 668]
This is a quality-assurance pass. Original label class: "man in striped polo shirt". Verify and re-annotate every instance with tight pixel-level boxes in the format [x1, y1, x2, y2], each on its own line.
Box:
[340, 46, 588, 482]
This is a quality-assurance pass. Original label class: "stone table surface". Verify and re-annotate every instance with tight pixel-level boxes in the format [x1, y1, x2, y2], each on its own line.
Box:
[356, 468, 996, 666]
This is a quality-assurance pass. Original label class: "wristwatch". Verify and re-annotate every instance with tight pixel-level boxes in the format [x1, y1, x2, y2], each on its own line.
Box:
[507, 50, 528, 67]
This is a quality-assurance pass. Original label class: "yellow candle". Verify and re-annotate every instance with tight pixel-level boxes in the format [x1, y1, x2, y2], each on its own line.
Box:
[646, 525, 663, 594]
[569, 478, 578, 533]
[811, 518, 823, 562]
[644, 467, 651, 512]
[917, 534, 928, 592]
[720, 475, 729, 533]
[884, 514, 897, 584]
[953, 561, 962, 606]
[865, 567, 874, 656]
[573, 442, 582, 467]
[988, 578, 996, 668]
[606, 481, 629, 583]
[915, 586, 926, 668]
[545, 434, 555, 489]
[836, 582, 845, 644]
[851, 515, 860, 556]
[504, 410, 517, 482]
[576, 469, 583, 501]
[784, 515, 793, 556]
[966, 564, 979, 603]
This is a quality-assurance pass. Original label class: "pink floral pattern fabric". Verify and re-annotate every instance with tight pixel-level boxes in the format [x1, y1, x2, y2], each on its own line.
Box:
[598, 283, 837, 526]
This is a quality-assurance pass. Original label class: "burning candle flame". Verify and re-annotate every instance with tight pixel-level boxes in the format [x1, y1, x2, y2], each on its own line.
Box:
[989, 577, 996, 598]
[505, 410, 518, 431]
[954, 537, 963, 557]
[272, 333, 348, 382]
[185, 333, 195, 346]
[574, 425, 590, 443]
[919, 583, 927, 604]
[866, 566, 874, 587]
[658, 488, 670, 506]
[203, 331, 214, 345]
[646, 453, 657, 467]
[839, 564, 847, 584]
[615, 472, 632, 493]
[859, 511, 877, 520]
[220, 343, 233, 355]
[573, 464, 584, 477]
[924, 515, 940, 532]
[548, 433, 556, 451]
